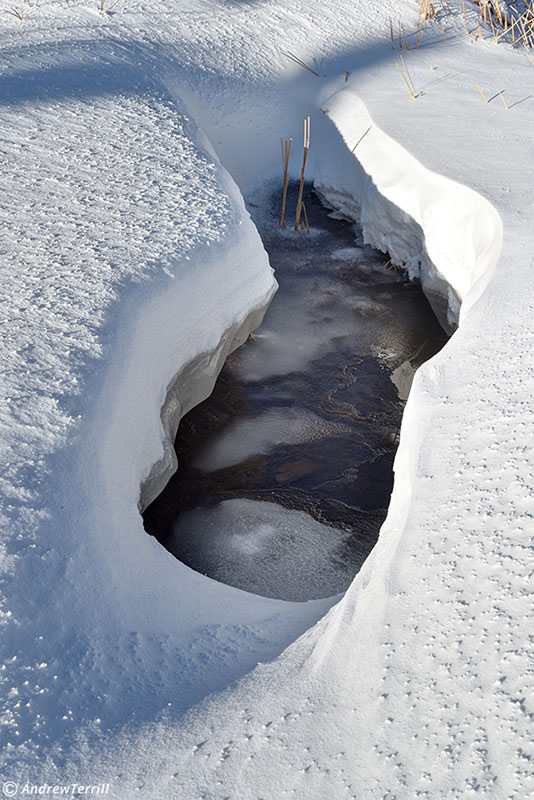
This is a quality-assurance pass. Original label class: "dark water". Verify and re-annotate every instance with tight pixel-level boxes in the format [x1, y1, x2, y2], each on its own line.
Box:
[143, 182, 448, 601]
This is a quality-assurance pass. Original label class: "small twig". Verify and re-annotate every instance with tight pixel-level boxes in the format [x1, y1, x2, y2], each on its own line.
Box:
[498, 88, 509, 108]
[351, 125, 373, 153]
[416, 20, 423, 49]
[300, 202, 310, 233]
[282, 51, 320, 77]
[475, 83, 489, 101]
[400, 54, 420, 96]
[279, 137, 292, 228]
[396, 62, 417, 98]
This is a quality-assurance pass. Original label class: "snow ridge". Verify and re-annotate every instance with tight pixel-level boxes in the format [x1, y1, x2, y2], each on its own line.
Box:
[314, 89, 503, 330]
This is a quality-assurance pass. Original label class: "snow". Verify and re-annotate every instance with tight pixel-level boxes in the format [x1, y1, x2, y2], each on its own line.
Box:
[1, 0, 533, 797]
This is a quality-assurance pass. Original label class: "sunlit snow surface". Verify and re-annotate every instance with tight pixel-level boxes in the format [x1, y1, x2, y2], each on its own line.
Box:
[1, 0, 534, 796]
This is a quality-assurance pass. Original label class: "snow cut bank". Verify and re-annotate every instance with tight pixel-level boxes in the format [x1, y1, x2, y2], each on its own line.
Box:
[314, 89, 503, 331]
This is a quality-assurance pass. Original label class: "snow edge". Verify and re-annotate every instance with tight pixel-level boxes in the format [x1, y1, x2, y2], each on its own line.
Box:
[313, 89, 503, 331]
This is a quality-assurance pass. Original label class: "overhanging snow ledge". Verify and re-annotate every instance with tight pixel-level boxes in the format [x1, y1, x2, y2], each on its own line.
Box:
[313, 89, 503, 331]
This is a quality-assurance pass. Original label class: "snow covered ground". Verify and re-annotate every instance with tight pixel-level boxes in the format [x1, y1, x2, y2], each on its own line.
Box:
[1, 0, 533, 797]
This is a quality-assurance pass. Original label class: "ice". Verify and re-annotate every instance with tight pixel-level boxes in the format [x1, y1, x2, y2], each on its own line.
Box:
[194, 407, 351, 472]
[168, 498, 357, 601]
[232, 274, 387, 382]
[331, 245, 388, 272]
[390, 359, 416, 402]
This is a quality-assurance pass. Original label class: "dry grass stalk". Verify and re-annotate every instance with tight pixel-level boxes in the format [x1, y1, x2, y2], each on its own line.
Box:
[279, 137, 292, 228]
[518, 14, 531, 46]
[396, 62, 417, 98]
[282, 51, 320, 77]
[496, 14, 520, 40]
[472, 0, 534, 51]
[300, 202, 310, 233]
[498, 89, 509, 108]
[99, 0, 120, 11]
[390, 17, 395, 48]
[419, 0, 436, 21]
[5, 6, 23, 17]
[400, 54, 420, 96]
[416, 19, 424, 48]
[295, 117, 310, 231]
[400, 22, 410, 49]
[351, 124, 373, 153]
[475, 83, 489, 101]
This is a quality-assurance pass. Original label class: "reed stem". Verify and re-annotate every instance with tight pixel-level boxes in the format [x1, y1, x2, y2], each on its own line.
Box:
[295, 117, 310, 231]
[279, 138, 292, 228]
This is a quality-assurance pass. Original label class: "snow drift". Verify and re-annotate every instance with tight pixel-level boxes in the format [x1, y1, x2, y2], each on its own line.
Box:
[314, 89, 503, 331]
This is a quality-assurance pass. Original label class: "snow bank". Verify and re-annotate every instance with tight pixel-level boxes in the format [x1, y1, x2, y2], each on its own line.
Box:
[0, 35, 336, 778]
[2, 0, 534, 796]
[314, 89, 503, 330]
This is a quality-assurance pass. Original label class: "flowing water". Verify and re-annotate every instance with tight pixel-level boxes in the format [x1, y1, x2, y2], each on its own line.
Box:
[143, 182, 448, 601]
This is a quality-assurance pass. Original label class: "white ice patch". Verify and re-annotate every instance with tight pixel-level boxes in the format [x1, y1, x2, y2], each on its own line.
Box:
[194, 407, 351, 472]
[233, 278, 386, 382]
[331, 245, 383, 268]
[168, 498, 356, 601]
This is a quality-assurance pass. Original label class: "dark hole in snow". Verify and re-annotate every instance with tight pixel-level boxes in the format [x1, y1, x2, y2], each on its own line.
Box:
[143, 182, 448, 601]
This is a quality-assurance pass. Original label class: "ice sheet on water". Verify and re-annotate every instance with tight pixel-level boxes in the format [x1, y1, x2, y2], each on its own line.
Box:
[168, 498, 359, 601]
[231, 277, 387, 382]
[331, 246, 390, 275]
[194, 407, 351, 472]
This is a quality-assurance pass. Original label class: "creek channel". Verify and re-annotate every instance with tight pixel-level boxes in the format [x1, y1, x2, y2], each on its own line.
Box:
[143, 181, 448, 602]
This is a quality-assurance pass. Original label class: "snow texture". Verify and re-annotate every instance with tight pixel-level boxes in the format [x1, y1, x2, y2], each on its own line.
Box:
[1, 0, 533, 797]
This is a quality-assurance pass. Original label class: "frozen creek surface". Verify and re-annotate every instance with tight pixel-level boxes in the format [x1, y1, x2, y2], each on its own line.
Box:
[143, 182, 448, 601]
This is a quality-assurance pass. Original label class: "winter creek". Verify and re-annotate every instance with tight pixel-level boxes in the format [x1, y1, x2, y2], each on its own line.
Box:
[143, 182, 448, 601]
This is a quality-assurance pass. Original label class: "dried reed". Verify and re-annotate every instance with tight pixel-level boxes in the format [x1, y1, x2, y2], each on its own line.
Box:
[498, 88, 509, 108]
[396, 62, 417, 98]
[351, 125, 373, 153]
[416, 20, 424, 48]
[282, 51, 320, 77]
[295, 117, 310, 231]
[300, 202, 310, 233]
[475, 83, 489, 101]
[279, 138, 292, 228]
[400, 54, 420, 97]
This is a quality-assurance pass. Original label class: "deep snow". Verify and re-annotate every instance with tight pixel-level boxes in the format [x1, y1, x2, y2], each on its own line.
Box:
[1, 0, 533, 797]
